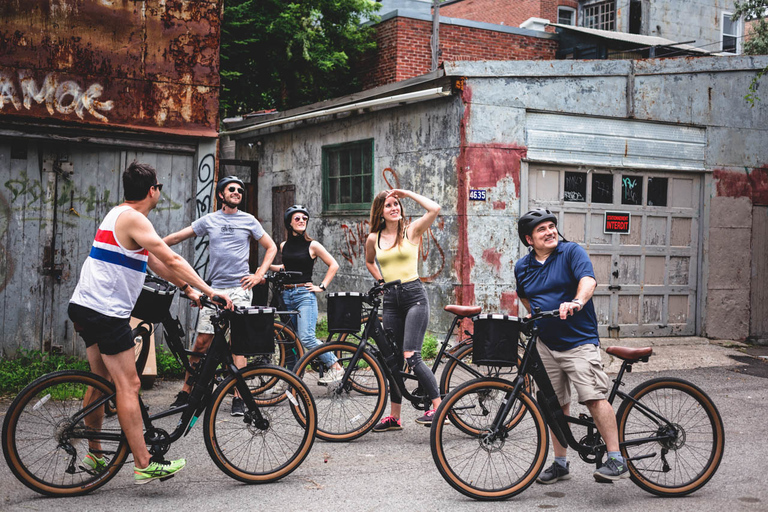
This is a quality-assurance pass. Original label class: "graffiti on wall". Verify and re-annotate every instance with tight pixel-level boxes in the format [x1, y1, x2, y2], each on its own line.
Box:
[193, 153, 215, 277]
[0, 72, 114, 122]
[340, 219, 369, 265]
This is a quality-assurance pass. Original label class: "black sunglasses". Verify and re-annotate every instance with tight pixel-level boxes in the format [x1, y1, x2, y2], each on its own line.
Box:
[228, 186, 244, 194]
[152, 183, 163, 192]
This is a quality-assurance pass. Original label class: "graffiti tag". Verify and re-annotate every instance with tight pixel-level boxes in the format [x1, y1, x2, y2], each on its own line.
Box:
[0, 71, 114, 122]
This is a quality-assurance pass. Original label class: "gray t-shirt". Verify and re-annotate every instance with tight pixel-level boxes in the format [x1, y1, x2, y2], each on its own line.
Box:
[192, 210, 265, 288]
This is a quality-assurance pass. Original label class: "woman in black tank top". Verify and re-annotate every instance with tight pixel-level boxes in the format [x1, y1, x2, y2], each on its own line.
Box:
[271, 205, 344, 381]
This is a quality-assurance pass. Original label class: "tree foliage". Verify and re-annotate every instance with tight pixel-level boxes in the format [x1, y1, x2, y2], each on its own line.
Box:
[734, 0, 768, 54]
[220, 0, 381, 117]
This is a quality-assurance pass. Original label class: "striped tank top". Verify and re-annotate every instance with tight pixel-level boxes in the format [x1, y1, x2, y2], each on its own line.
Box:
[70, 205, 149, 318]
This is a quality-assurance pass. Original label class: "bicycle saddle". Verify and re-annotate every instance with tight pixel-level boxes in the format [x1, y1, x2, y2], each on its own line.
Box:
[444, 305, 482, 317]
[605, 346, 653, 363]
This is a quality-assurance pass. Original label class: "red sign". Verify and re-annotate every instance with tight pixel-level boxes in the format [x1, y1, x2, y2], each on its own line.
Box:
[604, 211, 631, 234]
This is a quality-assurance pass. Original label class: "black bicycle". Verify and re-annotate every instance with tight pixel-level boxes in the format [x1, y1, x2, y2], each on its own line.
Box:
[430, 309, 725, 500]
[291, 280, 529, 442]
[1, 278, 317, 497]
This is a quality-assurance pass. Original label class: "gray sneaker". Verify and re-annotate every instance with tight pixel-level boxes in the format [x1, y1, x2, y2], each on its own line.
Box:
[594, 457, 629, 482]
[537, 461, 571, 484]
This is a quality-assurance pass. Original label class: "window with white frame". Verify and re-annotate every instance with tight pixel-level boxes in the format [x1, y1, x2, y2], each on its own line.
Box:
[558, 6, 576, 25]
[583, 1, 615, 31]
[721, 12, 742, 54]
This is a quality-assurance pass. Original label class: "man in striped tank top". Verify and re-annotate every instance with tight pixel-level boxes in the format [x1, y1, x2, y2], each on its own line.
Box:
[69, 162, 233, 485]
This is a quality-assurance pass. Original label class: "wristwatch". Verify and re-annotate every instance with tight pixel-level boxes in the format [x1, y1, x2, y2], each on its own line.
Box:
[319, 283, 326, 291]
[572, 298, 583, 309]
[181, 283, 190, 292]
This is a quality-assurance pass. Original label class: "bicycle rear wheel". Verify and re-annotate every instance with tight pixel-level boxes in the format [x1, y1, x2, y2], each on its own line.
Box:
[2, 370, 129, 497]
[616, 377, 725, 496]
[431, 378, 548, 501]
[203, 364, 316, 484]
[293, 342, 388, 442]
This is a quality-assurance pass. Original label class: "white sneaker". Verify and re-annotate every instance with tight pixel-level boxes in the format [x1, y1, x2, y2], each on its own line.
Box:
[317, 367, 344, 384]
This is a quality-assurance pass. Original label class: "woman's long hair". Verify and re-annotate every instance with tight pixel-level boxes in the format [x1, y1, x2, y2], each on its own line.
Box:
[369, 190, 406, 248]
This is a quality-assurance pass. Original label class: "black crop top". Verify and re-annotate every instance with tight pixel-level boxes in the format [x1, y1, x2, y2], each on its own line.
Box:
[282, 235, 315, 284]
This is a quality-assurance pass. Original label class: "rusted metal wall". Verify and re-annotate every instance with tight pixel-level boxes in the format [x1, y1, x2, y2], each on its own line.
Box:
[0, 0, 221, 135]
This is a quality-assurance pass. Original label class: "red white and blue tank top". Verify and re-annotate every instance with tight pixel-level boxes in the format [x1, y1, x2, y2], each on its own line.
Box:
[70, 205, 149, 318]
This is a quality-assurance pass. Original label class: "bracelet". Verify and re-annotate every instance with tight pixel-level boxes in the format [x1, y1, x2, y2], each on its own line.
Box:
[181, 283, 190, 292]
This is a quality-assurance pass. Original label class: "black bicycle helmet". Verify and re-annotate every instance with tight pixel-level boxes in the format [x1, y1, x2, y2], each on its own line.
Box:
[216, 176, 245, 197]
[284, 204, 309, 229]
[517, 208, 558, 247]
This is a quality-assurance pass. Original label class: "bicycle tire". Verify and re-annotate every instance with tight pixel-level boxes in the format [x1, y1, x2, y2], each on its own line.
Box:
[2, 370, 129, 497]
[616, 377, 725, 497]
[430, 378, 549, 501]
[203, 364, 316, 484]
[292, 342, 388, 442]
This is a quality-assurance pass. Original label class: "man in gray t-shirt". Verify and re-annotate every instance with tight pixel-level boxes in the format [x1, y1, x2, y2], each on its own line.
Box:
[163, 176, 277, 414]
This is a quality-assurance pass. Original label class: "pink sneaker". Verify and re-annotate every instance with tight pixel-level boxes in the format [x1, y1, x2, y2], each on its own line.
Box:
[372, 415, 402, 432]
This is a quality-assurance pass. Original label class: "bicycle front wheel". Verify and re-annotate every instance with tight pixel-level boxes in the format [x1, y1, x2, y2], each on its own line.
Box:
[616, 377, 725, 497]
[431, 378, 549, 501]
[2, 370, 129, 497]
[293, 342, 388, 442]
[203, 364, 316, 484]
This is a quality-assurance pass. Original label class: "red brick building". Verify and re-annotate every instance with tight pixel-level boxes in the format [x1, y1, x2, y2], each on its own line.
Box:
[360, 9, 559, 89]
[439, 0, 579, 29]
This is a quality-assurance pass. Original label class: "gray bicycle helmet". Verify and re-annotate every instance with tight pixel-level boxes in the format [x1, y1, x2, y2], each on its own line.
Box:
[284, 204, 309, 230]
[517, 208, 558, 247]
[216, 176, 245, 197]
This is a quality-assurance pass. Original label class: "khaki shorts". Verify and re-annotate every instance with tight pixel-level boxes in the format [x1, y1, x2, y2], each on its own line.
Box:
[536, 342, 610, 406]
[197, 286, 252, 334]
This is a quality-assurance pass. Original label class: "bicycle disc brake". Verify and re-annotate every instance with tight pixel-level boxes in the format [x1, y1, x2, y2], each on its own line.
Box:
[145, 427, 171, 459]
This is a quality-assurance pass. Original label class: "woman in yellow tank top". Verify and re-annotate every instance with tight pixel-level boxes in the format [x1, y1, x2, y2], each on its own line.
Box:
[364, 189, 441, 431]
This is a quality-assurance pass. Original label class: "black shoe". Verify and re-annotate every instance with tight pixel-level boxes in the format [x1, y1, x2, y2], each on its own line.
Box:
[170, 391, 189, 409]
[372, 415, 402, 432]
[537, 461, 571, 484]
[231, 397, 245, 417]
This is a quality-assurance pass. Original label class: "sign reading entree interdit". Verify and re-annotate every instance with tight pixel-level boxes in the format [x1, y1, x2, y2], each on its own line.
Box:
[604, 211, 631, 234]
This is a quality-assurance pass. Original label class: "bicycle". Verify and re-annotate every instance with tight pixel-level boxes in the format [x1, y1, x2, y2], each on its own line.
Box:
[291, 280, 529, 442]
[2, 281, 317, 497]
[262, 270, 306, 368]
[429, 308, 725, 500]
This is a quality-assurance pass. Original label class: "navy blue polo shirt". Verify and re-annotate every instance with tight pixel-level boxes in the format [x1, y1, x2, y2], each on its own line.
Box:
[514, 241, 599, 351]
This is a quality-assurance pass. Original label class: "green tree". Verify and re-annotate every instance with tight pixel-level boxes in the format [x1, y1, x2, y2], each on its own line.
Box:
[220, 0, 381, 117]
[734, 0, 768, 105]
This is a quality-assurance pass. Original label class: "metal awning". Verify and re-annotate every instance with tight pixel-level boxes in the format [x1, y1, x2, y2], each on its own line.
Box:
[549, 23, 715, 55]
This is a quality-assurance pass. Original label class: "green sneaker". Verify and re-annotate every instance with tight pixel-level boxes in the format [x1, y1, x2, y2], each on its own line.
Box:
[593, 457, 629, 482]
[82, 452, 108, 474]
[133, 458, 186, 485]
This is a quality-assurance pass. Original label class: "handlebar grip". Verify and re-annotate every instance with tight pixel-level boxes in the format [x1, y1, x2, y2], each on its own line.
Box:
[211, 295, 227, 306]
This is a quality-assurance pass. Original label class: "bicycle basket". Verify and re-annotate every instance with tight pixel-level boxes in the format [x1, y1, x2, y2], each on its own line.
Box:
[471, 314, 522, 367]
[327, 292, 363, 333]
[131, 275, 177, 323]
[230, 306, 276, 355]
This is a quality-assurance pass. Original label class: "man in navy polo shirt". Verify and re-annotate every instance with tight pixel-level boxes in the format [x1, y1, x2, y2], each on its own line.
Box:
[514, 208, 628, 484]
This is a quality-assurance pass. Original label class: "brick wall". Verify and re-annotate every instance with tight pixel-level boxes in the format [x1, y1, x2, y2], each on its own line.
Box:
[439, 0, 579, 28]
[360, 15, 558, 89]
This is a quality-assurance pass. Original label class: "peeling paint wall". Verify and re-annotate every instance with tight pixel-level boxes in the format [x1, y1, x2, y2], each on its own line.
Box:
[0, 0, 221, 135]
[238, 55, 767, 341]
[236, 98, 464, 334]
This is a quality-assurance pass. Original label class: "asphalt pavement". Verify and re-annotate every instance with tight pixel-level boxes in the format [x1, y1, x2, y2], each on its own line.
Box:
[1, 338, 766, 512]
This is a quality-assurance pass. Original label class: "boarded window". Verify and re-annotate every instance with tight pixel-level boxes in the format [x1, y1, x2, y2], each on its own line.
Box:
[647, 177, 668, 206]
[592, 174, 613, 203]
[322, 139, 374, 211]
[564, 171, 587, 202]
[621, 175, 642, 205]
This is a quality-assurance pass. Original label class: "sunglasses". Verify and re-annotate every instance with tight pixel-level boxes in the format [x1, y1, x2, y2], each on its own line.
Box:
[152, 183, 163, 192]
[227, 186, 244, 194]
[293, 215, 309, 222]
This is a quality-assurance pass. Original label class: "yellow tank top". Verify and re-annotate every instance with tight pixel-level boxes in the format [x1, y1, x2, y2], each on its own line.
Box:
[375, 230, 420, 283]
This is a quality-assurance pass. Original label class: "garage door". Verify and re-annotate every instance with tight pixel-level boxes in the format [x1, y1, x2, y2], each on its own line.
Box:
[528, 166, 701, 337]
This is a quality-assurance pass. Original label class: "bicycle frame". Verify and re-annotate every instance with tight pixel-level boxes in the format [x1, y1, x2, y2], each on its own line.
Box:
[488, 310, 682, 465]
[338, 283, 488, 408]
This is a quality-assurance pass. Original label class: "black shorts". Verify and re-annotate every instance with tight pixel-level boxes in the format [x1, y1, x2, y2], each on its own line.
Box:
[68, 303, 135, 356]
